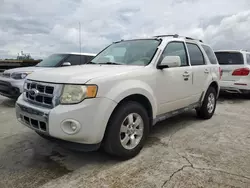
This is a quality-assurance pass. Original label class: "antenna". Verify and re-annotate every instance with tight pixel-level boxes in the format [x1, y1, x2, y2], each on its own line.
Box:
[79, 22, 82, 63]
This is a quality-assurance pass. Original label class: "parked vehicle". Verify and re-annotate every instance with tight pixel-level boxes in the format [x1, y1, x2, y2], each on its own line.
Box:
[15, 34, 220, 159]
[215, 50, 250, 95]
[0, 53, 96, 99]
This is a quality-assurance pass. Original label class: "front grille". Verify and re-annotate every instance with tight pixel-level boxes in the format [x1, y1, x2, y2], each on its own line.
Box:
[24, 80, 62, 108]
[20, 114, 47, 132]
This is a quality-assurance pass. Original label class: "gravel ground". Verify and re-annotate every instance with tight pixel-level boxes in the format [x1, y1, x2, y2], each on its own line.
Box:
[0, 94, 249, 188]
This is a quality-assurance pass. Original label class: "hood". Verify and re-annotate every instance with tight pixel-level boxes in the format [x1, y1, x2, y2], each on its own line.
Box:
[4, 66, 51, 74]
[27, 64, 142, 84]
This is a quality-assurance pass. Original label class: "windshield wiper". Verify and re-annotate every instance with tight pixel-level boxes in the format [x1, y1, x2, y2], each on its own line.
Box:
[86, 61, 123, 65]
[99, 62, 123, 65]
[86, 61, 96, 64]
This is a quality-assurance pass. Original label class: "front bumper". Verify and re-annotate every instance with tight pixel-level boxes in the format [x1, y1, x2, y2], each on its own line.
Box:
[16, 95, 117, 145]
[220, 80, 250, 94]
[0, 77, 24, 98]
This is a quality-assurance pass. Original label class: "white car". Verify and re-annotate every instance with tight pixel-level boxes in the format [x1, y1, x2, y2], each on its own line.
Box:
[16, 34, 220, 158]
[0, 53, 96, 99]
[215, 50, 250, 96]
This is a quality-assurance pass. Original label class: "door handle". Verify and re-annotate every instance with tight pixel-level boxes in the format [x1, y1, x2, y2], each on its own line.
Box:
[183, 71, 190, 77]
[204, 69, 209, 74]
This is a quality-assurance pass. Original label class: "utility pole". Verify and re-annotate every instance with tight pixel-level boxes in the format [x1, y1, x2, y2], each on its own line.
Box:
[79, 22, 82, 64]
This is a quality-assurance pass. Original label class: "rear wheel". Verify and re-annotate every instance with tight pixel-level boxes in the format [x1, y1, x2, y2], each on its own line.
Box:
[103, 101, 149, 159]
[196, 87, 217, 119]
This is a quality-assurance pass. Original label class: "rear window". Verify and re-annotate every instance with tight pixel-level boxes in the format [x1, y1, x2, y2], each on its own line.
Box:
[215, 52, 244, 65]
[201, 45, 218, 64]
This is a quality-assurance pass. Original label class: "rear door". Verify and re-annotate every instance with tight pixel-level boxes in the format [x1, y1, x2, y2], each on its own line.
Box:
[215, 51, 245, 82]
[186, 42, 210, 101]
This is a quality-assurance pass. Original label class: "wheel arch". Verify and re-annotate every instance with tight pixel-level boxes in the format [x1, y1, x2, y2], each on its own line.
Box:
[201, 81, 219, 102]
[102, 93, 154, 145]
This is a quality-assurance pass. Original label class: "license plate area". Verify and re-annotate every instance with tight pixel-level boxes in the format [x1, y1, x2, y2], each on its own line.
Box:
[16, 104, 49, 134]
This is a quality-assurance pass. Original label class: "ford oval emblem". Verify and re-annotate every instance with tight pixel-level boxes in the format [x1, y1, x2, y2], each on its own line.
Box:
[29, 88, 39, 97]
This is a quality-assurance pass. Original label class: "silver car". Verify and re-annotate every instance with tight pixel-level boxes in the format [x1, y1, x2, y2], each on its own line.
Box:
[0, 52, 96, 99]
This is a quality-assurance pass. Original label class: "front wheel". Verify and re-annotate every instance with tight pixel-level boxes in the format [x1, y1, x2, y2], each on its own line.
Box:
[196, 87, 217, 119]
[103, 101, 149, 159]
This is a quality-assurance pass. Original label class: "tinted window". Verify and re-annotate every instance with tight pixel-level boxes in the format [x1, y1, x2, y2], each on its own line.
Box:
[161, 42, 188, 66]
[215, 52, 244, 65]
[85, 55, 95, 64]
[187, 43, 205, 66]
[64, 55, 82, 65]
[36, 54, 67, 67]
[202, 45, 218, 64]
[246, 54, 250, 65]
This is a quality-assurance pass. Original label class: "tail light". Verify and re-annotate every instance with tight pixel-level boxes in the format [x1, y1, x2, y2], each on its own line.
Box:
[219, 67, 222, 79]
[232, 68, 250, 76]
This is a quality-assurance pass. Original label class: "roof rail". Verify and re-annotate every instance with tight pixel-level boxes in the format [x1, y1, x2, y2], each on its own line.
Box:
[154, 34, 203, 43]
[154, 34, 179, 38]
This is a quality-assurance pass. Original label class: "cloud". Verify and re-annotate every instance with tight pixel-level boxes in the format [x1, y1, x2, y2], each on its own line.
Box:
[0, 0, 250, 59]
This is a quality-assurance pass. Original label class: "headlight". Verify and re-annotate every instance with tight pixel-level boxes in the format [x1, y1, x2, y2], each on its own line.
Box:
[11, 72, 31, 79]
[60, 84, 98, 104]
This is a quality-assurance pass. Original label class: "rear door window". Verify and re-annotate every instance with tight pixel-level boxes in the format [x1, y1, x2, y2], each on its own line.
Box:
[186, 43, 205, 66]
[215, 52, 244, 65]
[201, 45, 218, 64]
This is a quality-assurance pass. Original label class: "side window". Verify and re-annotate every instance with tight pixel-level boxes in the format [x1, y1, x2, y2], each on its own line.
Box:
[161, 42, 188, 66]
[201, 45, 218, 64]
[246, 54, 250, 65]
[79, 55, 94, 64]
[85, 55, 94, 63]
[64, 55, 81, 65]
[187, 43, 205, 66]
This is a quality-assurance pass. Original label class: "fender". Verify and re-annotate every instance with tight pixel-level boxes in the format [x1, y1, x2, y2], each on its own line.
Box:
[105, 79, 158, 118]
[200, 80, 219, 102]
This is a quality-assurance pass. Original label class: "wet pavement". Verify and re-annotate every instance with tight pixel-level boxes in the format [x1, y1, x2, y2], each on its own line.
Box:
[0, 94, 250, 188]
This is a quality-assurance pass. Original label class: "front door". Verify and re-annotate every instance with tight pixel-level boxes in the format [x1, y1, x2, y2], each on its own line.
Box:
[155, 41, 194, 115]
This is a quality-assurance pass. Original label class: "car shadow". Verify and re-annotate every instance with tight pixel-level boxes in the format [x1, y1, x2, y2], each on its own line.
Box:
[0, 97, 16, 108]
[218, 92, 249, 104]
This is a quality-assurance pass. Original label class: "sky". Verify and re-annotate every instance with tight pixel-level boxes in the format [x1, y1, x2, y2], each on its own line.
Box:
[0, 0, 250, 59]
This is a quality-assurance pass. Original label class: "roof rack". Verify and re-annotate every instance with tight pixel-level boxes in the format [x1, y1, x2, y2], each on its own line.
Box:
[154, 34, 203, 43]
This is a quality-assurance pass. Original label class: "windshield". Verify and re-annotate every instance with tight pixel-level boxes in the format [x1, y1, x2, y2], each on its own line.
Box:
[215, 52, 244, 65]
[90, 39, 160, 66]
[36, 54, 67, 67]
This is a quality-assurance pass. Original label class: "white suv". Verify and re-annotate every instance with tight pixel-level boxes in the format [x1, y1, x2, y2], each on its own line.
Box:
[215, 50, 250, 96]
[15, 34, 220, 159]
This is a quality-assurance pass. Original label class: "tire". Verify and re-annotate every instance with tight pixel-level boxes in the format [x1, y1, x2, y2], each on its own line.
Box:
[196, 87, 217, 119]
[103, 101, 150, 159]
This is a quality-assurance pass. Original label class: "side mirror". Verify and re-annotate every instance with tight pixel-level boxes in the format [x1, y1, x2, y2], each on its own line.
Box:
[157, 56, 181, 69]
[62, 62, 71, 66]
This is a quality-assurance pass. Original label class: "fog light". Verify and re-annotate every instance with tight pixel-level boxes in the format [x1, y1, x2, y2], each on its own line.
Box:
[61, 119, 81, 135]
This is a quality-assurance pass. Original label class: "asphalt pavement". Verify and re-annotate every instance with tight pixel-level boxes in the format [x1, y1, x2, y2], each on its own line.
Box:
[0, 94, 250, 188]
